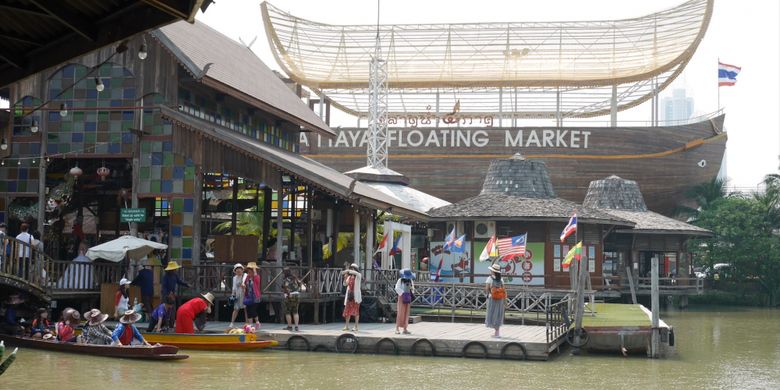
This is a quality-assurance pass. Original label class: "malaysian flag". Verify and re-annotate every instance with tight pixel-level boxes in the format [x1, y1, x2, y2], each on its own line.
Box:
[497, 233, 527, 260]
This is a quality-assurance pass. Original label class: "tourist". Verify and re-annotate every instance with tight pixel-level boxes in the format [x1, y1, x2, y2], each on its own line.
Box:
[112, 310, 150, 346]
[394, 268, 415, 335]
[82, 309, 113, 345]
[148, 296, 176, 332]
[175, 292, 214, 334]
[0, 294, 25, 336]
[162, 261, 189, 301]
[244, 262, 262, 329]
[114, 278, 131, 319]
[56, 308, 79, 342]
[30, 308, 52, 339]
[485, 263, 506, 338]
[281, 267, 302, 331]
[132, 261, 154, 318]
[15, 222, 32, 276]
[229, 263, 246, 328]
[342, 263, 362, 332]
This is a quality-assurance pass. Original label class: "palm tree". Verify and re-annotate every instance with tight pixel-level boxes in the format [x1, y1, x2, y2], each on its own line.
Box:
[755, 173, 780, 228]
[676, 177, 727, 222]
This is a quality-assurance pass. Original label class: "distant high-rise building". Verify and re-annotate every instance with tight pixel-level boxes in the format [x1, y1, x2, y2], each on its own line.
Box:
[661, 88, 694, 125]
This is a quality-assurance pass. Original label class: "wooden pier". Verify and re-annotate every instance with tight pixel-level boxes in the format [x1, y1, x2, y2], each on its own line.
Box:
[249, 322, 566, 361]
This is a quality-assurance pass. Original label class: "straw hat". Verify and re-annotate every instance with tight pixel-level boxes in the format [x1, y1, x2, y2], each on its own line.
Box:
[233, 263, 244, 271]
[201, 292, 215, 306]
[119, 310, 142, 324]
[42, 333, 54, 340]
[399, 268, 415, 280]
[84, 309, 109, 326]
[245, 262, 259, 270]
[165, 261, 181, 271]
[489, 263, 502, 274]
[119, 278, 131, 286]
[68, 310, 81, 323]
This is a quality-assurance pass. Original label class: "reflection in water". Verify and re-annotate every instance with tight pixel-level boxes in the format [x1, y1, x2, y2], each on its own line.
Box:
[1, 307, 778, 389]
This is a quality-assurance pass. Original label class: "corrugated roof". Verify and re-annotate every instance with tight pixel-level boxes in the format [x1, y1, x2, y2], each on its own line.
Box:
[362, 182, 451, 215]
[153, 20, 333, 136]
[607, 209, 712, 236]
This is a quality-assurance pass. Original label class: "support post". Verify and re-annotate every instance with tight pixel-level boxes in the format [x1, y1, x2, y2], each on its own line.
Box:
[610, 84, 618, 127]
[626, 266, 637, 304]
[326, 208, 333, 262]
[275, 185, 283, 267]
[650, 255, 660, 358]
[307, 188, 313, 269]
[353, 209, 360, 266]
[261, 187, 271, 262]
[231, 176, 238, 235]
[365, 212, 374, 280]
[192, 170, 202, 265]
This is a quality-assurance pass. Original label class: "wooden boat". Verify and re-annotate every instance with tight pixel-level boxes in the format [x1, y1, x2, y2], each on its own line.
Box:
[141, 332, 279, 351]
[0, 334, 188, 360]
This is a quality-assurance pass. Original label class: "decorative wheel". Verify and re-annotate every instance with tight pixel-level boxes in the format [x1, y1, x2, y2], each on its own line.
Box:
[410, 338, 436, 357]
[462, 341, 488, 358]
[374, 337, 399, 355]
[500, 342, 527, 360]
[565, 328, 590, 348]
[286, 335, 310, 351]
[335, 333, 359, 353]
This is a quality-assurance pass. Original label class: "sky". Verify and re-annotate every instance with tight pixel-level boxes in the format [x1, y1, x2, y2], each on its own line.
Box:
[196, 0, 779, 191]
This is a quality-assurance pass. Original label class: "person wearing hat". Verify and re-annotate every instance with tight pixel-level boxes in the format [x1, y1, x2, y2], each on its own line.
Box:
[485, 263, 507, 338]
[243, 262, 262, 329]
[82, 309, 113, 345]
[30, 308, 52, 339]
[161, 261, 190, 302]
[281, 267, 302, 331]
[114, 278, 131, 319]
[56, 308, 79, 342]
[112, 310, 151, 346]
[394, 269, 416, 335]
[175, 292, 214, 334]
[229, 263, 247, 328]
[341, 263, 362, 332]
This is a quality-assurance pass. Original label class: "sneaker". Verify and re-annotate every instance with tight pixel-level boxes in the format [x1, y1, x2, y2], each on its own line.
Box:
[229, 323, 234, 328]
[402, 330, 411, 335]
[342, 326, 349, 331]
[285, 326, 293, 331]
[294, 326, 299, 332]
[394, 330, 400, 334]
[352, 327, 358, 332]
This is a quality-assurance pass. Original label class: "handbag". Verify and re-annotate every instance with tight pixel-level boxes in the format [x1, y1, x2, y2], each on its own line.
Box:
[401, 292, 413, 304]
[243, 278, 255, 305]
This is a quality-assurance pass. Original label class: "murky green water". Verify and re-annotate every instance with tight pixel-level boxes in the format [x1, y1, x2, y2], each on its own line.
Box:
[2, 307, 779, 389]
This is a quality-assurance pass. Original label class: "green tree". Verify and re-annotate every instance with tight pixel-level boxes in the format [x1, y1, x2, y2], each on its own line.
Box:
[692, 195, 780, 306]
[676, 177, 727, 222]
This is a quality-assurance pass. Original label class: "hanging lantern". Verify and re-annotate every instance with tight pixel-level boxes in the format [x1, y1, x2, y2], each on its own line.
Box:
[97, 165, 110, 181]
[69, 163, 83, 179]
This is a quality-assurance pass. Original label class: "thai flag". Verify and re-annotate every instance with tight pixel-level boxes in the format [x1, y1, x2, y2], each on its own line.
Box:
[389, 235, 403, 256]
[560, 214, 577, 242]
[718, 61, 741, 86]
[373, 233, 389, 255]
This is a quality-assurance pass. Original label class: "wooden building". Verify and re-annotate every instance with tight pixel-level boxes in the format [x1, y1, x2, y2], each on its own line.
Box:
[0, 19, 429, 274]
[427, 155, 633, 289]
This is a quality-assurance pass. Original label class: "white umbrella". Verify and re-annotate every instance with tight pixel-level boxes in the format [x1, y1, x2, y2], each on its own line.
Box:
[86, 235, 168, 262]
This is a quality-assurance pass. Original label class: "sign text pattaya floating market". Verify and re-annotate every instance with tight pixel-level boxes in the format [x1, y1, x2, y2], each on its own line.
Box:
[301, 128, 593, 149]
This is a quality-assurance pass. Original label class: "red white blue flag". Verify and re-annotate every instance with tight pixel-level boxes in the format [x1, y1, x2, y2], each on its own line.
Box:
[560, 214, 577, 242]
[389, 235, 403, 256]
[443, 226, 457, 250]
[373, 233, 389, 255]
[497, 233, 527, 260]
[718, 61, 741, 86]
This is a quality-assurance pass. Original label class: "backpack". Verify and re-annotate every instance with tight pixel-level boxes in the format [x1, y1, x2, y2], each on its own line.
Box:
[490, 283, 506, 300]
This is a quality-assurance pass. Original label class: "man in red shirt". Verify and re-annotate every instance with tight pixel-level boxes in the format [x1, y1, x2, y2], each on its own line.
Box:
[175, 292, 214, 334]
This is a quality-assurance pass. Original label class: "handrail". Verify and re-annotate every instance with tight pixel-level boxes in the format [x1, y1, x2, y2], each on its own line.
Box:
[0, 235, 52, 297]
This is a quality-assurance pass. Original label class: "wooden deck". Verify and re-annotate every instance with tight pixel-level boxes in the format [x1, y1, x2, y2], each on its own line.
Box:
[238, 321, 564, 361]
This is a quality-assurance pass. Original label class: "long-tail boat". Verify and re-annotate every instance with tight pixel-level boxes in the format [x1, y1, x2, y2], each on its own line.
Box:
[141, 332, 278, 351]
[0, 335, 188, 360]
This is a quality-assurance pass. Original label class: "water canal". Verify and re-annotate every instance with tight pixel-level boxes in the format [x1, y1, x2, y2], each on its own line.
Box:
[2, 307, 778, 389]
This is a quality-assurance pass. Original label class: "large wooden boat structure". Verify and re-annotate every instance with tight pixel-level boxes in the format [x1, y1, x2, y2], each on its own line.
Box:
[261, 0, 725, 214]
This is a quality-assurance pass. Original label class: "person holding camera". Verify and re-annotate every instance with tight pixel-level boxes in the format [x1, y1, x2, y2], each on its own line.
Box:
[341, 263, 362, 332]
[394, 268, 415, 335]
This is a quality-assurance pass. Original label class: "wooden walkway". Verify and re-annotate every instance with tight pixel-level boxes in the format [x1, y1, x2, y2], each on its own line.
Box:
[212, 321, 565, 361]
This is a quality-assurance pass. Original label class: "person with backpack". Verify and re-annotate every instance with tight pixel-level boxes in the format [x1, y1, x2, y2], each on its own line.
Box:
[394, 268, 415, 335]
[485, 263, 506, 338]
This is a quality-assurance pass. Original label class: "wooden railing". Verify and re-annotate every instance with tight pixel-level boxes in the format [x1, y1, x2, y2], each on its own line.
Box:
[46, 260, 124, 293]
[0, 235, 50, 295]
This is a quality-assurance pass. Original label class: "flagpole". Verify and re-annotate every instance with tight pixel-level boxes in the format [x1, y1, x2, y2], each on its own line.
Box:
[717, 58, 721, 111]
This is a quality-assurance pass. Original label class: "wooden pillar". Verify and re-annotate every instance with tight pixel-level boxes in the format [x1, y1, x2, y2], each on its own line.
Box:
[353, 209, 360, 266]
[365, 211, 374, 279]
[261, 187, 271, 262]
[192, 170, 202, 265]
[650, 255, 660, 358]
[230, 176, 238, 235]
[307, 188, 313, 269]
[326, 208, 334, 262]
[275, 183, 284, 267]
[332, 206, 340, 264]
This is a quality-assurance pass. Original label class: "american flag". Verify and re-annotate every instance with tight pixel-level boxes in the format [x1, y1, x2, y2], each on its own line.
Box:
[497, 233, 527, 260]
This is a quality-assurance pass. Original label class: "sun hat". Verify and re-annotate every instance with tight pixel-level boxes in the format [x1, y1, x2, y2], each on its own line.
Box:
[201, 292, 215, 306]
[119, 278, 131, 286]
[68, 310, 81, 323]
[349, 263, 359, 270]
[164, 261, 181, 271]
[119, 310, 142, 324]
[84, 309, 109, 326]
[399, 268, 415, 280]
[245, 262, 259, 270]
[233, 263, 244, 271]
[42, 333, 54, 340]
[489, 263, 502, 274]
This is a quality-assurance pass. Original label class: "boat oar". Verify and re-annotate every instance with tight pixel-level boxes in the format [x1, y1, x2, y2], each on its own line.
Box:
[0, 345, 18, 376]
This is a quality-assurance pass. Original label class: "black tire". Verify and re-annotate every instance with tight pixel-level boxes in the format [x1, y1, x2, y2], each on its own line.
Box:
[286, 335, 310, 351]
[500, 342, 527, 360]
[565, 328, 590, 348]
[462, 341, 488, 359]
[335, 333, 359, 353]
[374, 337, 399, 355]
[410, 338, 436, 357]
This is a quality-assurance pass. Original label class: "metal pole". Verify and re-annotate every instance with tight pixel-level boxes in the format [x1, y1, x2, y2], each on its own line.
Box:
[651, 255, 660, 358]
[610, 84, 618, 127]
[275, 184, 284, 267]
[353, 209, 360, 266]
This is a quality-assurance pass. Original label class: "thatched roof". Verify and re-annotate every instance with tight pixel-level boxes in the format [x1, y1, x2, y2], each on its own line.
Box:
[584, 176, 711, 236]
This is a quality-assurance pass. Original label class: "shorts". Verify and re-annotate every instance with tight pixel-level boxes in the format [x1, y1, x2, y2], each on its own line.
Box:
[246, 302, 258, 318]
[283, 296, 299, 315]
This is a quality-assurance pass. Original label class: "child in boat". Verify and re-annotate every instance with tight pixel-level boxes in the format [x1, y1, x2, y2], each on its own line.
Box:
[175, 293, 214, 334]
[82, 309, 113, 345]
[30, 308, 52, 339]
[111, 310, 151, 346]
[56, 308, 79, 342]
[148, 297, 175, 332]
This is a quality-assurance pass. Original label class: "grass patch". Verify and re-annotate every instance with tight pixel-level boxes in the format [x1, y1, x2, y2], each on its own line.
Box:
[582, 303, 651, 328]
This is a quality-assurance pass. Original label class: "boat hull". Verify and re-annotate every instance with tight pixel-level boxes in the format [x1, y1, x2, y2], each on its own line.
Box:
[0, 335, 188, 360]
[303, 115, 726, 214]
[141, 332, 279, 351]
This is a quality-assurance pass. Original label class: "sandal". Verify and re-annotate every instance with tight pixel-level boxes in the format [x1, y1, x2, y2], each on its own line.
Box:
[402, 330, 411, 335]
[352, 327, 358, 332]
[394, 330, 400, 334]
[285, 326, 293, 331]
